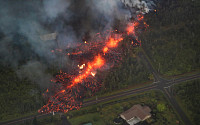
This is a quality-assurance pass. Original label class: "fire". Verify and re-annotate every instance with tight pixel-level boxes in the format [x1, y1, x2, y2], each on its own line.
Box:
[127, 23, 135, 35]
[78, 64, 85, 69]
[93, 55, 105, 68]
[70, 51, 83, 55]
[137, 14, 144, 21]
[103, 35, 123, 54]
[103, 47, 108, 53]
[68, 55, 105, 88]
[127, 22, 139, 35]
[127, 15, 144, 35]
[61, 89, 65, 93]
[91, 72, 96, 76]
[39, 13, 147, 113]
[106, 37, 123, 48]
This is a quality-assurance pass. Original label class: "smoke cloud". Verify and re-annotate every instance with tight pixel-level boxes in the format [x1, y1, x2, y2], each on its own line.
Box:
[0, 0, 156, 88]
[16, 61, 52, 88]
[43, 0, 70, 19]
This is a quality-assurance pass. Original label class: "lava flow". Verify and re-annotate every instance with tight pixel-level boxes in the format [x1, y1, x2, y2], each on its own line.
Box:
[39, 14, 148, 113]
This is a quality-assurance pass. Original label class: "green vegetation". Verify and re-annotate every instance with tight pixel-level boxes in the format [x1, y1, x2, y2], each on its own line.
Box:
[174, 79, 200, 125]
[101, 45, 151, 92]
[140, 0, 200, 76]
[157, 103, 166, 112]
[0, 66, 43, 122]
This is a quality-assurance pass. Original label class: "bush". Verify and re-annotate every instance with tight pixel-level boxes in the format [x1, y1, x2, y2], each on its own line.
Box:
[157, 104, 166, 112]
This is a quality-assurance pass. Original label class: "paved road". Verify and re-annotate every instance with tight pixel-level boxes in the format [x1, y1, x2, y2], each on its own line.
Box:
[1, 51, 199, 125]
[83, 84, 158, 106]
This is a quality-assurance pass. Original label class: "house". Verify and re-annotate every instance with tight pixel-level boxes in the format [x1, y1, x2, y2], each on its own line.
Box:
[120, 104, 151, 125]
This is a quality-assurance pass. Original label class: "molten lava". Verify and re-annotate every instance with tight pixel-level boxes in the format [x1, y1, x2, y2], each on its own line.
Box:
[39, 14, 147, 113]
[71, 55, 105, 87]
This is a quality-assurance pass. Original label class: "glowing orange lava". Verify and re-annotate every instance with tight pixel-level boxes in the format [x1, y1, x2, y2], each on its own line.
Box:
[39, 13, 148, 114]
[70, 55, 105, 87]
[103, 35, 123, 54]
[127, 22, 139, 35]
[103, 47, 108, 53]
